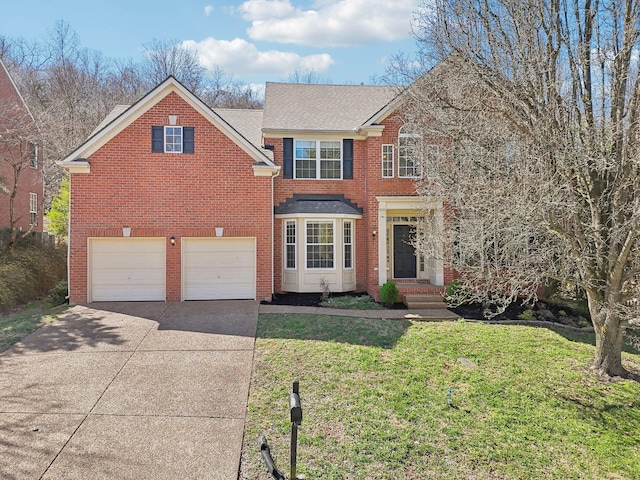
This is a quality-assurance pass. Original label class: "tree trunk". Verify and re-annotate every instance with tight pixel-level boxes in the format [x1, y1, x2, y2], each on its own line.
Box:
[590, 306, 627, 378]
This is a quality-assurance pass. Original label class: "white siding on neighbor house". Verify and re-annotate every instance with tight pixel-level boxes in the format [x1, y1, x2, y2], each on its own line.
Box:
[89, 238, 166, 302]
[182, 238, 256, 300]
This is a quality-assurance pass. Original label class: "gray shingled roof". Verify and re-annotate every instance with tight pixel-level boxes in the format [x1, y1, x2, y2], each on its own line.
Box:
[91, 105, 130, 136]
[263, 83, 397, 132]
[275, 194, 363, 215]
[214, 108, 264, 150]
[90, 105, 267, 155]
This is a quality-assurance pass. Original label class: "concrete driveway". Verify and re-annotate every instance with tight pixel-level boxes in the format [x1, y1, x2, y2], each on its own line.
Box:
[0, 300, 258, 480]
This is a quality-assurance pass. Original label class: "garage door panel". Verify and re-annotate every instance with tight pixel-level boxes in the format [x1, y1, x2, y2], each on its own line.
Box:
[182, 238, 255, 301]
[184, 253, 254, 269]
[92, 252, 164, 269]
[90, 238, 165, 302]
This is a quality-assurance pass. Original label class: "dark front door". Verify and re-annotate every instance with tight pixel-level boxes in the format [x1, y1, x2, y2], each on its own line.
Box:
[393, 224, 416, 278]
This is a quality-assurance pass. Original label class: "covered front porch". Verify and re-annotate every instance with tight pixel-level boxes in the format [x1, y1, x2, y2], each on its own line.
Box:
[374, 196, 446, 307]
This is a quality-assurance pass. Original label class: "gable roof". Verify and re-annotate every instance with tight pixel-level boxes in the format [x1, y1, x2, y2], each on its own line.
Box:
[214, 108, 264, 151]
[0, 58, 36, 123]
[60, 76, 277, 169]
[262, 83, 398, 134]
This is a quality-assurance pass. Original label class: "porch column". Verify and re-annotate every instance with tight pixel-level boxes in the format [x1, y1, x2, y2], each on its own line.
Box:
[377, 200, 388, 286]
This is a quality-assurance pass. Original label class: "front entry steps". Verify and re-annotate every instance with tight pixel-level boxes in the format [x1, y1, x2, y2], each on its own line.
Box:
[403, 293, 448, 310]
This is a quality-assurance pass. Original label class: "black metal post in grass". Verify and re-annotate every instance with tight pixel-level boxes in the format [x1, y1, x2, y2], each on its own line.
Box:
[260, 381, 303, 480]
[289, 381, 302, 480]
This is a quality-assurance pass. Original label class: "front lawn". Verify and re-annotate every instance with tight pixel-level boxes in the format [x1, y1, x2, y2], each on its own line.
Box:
[241, 314, 640, 479]
[0, 299, 69, 353]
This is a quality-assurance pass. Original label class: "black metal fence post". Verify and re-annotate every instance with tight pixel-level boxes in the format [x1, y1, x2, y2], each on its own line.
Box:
[260, 381, 303, 480]
[289, 381, 302, 480]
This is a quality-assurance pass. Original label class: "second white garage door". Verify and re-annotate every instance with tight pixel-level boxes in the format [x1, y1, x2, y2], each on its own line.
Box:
[182, 237, 256, 300]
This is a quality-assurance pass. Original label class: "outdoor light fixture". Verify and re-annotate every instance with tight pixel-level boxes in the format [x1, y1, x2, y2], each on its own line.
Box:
[170, 236, 176, 246]
[372, 228, 377, 237]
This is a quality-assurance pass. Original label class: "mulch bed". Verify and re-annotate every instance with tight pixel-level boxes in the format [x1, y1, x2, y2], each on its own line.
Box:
[263, 293, 589, 328]
[262, 292, 408, 309]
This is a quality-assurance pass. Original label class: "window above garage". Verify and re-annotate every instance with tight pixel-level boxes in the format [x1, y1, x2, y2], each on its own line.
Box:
[152, 126, 194, 154]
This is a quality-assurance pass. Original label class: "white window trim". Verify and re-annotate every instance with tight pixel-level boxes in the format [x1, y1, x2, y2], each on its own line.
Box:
[425, 144, 439, 180]
[29, 143, 38, 169]
[382, 144, 394, 178]
[29, 192, 38, 225]
[164, 126, 183, 154]
[304, 219, 336, 270]
[398, 125, 423, 179]
[285, 220, 296, 270]
[294, 139, 343, 180]
[344, 220, 354, 269]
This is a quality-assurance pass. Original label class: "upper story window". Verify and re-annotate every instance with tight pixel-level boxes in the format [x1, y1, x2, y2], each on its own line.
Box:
[283, 138, 353, 180]
[425, 144, 439, 179]
[398, 124, 422, 178]
[295, 140, 342, 179]
[29, 193, 38, 225]
[165, 127, 183, 153]
[152, 126, 194, 154]
[28, 142, 38, 169]
[382, 144, 394, 178]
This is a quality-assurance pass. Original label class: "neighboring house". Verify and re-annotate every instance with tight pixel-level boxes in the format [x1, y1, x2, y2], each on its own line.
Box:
[0, 58, 43, 235]
[61, 76, 453, 304]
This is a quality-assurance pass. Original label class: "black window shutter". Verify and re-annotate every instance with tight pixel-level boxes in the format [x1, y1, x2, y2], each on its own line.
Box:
[152, 126, 164, 152]
[343, 139, 353, 179]
[283, 138, 293, 179]
[183, 127, 194, 154]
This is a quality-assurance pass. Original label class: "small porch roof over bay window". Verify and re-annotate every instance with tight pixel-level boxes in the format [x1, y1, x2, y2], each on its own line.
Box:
[275, 194, 363, 217]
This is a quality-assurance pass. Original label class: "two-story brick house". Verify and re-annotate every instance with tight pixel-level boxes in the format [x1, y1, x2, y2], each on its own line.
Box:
[0, 58, 43, 236]
[61, 76, 452, 304]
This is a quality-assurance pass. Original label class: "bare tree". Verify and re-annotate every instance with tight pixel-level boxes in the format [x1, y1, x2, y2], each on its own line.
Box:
[287, 69, 332, 84]
[0, 100, 41, 246]
[402, 0, 640, 378]
[140, 38, 207, 94]
[198, 65, 263, 109]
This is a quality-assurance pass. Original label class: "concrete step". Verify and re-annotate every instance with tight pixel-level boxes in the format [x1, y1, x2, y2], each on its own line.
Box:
[403, 293, 448, 310]
[405, 301, 449, 310]
[403, 293, 444, 303]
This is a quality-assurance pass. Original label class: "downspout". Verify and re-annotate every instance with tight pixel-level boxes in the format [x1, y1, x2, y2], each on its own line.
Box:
[271, 167, 281, 299]
[66, 175, 71, 301]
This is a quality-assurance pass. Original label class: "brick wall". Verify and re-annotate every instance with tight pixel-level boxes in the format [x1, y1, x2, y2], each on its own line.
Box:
[68, 91, 273, 303]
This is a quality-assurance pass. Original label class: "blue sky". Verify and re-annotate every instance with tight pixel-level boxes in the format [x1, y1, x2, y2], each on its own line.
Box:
[0, 0, 421, 85]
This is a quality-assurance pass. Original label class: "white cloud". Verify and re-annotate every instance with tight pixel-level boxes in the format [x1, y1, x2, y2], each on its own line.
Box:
[238, 0, 418, 47]
[204, 5, 214, 16]
[238, 0, 295, 21]
[181, 37, 335, 76]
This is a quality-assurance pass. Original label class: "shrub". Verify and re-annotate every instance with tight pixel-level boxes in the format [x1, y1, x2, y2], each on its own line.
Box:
[0, 244, 67, 312]
[48, 281, 69, 306]
[444, 279, 466, 306]
[319, 277, 331, 301]
[518, 309, 535, 321]
[379, 280, 399, 306]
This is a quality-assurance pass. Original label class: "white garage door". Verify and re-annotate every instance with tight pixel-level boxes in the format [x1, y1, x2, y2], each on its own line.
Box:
[182, 238, 256, 300]
[89, 238, 165, 302]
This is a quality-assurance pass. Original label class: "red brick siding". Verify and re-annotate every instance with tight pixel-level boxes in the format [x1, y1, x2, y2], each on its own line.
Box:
[68, 92, 272, 303]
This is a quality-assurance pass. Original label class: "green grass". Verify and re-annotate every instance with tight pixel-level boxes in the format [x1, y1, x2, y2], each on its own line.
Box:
[241, 314, 640, 480]
[320, 294, 385, 310]
[0, 299, 69, 353]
